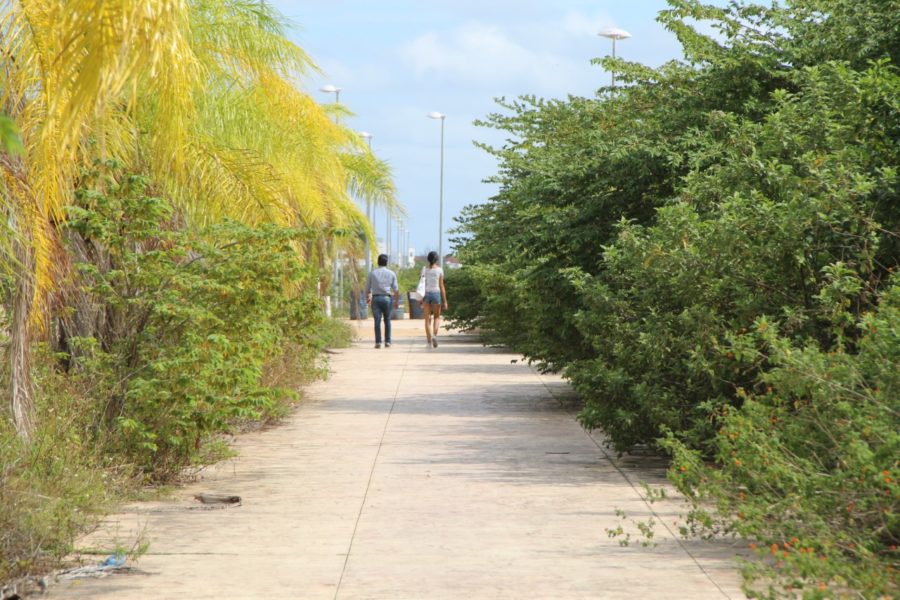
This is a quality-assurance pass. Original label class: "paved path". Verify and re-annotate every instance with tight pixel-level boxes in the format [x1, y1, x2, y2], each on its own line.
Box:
[58, 320, 744, 599]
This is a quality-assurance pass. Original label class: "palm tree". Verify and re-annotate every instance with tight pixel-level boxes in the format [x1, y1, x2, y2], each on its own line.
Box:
[0, 0, 209, 439]
[0, 0, 397, 439]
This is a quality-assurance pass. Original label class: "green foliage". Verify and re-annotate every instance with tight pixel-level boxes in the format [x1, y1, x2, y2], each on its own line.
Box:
[0, 114, 23, 155]
[3, 0, 381, 582]
[772, 0, 900, 69]
[453, 1, 899, 595]
[443, 266, 484, 332]
[664, 278, 899, 597]
[0, 349, 124, 582]
[1, 157, 342, 584]
[0, 146, 347, 575]
[396, 266, 424, 294]
[571, 60, 898, 453]
[316, 318, 354, 350]
[61, 161, 328, 480]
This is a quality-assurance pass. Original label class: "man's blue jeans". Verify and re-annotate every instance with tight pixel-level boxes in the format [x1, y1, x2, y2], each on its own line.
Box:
[371, 295, 393, 345]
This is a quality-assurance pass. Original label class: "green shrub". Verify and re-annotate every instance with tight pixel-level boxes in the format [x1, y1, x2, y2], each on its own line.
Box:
[316, 318, 353, 350]
[2, 159, 341, 581]
[450, 2, 899, 596]
[396, 265, 423, 294]
[665, 278, 899, 598]
[570, 61, 896, 453]
[443, 266, 484, 332]
[0, 349, 124, 582]
[60, 162, 328, 480]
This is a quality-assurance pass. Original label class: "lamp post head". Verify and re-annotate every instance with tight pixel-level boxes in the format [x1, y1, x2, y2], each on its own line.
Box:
[427, 111, 446, 120]
[598, 27, 631, 41]
[319, 84, 341, 94]
[359, 131, 372, 140]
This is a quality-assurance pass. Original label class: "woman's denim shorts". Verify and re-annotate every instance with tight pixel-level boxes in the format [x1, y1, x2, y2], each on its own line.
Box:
[423, 291, 442, 305]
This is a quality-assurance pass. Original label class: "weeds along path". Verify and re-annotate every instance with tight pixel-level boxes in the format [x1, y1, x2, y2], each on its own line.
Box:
[59, 320, 743, 599]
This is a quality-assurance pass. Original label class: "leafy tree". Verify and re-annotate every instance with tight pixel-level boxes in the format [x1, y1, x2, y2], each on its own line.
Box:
[665, 278, 899, 597]
[452, 1, 899, 594]
[0, 0, 397, 438]
[573, 60, 899, 451]
[61, 161, 327, 479]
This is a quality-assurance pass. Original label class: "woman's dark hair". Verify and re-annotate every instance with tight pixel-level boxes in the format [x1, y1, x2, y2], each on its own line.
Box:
[427, 251, 439, 266]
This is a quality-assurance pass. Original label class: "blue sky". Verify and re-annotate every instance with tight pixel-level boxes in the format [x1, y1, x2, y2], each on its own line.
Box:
[267, 1, 724, 258]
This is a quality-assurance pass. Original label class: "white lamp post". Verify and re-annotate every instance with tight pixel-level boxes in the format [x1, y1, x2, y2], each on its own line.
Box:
[427, 111, 446, 268]
[319, 84, 341, 105]
[405, 229, 410, 267]
[396, 219, 403, 267]
[320, 84, 341, 316]
[386, 208, 391, 265]
[598, 28, 631, 88]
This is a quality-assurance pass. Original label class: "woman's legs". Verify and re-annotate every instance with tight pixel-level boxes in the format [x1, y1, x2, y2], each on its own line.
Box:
[422, 291, 442, 345]
[423, 303, 433, 343]
[431, 304, 442, 338]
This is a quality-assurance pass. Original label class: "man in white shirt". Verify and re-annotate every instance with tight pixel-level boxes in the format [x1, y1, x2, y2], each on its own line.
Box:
[364, 254, 399, 348]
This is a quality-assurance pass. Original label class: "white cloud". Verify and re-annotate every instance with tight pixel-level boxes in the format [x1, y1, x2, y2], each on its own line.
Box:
[310, 57, 396, 96]
[561, 10, 615, 38]
[398, 22, 582, 93]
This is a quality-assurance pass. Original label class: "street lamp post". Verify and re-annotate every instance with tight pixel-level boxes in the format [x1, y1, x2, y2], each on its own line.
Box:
[319, 83, 341, 105]
[396, 219, 403, 267]
[405, 229, 410, 267]
[598, 28, 631, 88]
[320, 84, 342, 316]
[386, 208, 391, 265]
[360, 131, 373, 274]
[427, 112, 446, 268]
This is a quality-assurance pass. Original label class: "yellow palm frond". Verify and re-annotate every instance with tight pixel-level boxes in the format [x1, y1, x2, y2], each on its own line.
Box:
[0, 0, 399, 318]
[0, 0, 200, 315]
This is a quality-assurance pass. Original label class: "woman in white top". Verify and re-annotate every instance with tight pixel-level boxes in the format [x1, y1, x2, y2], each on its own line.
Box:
[421, 251, 448, 348]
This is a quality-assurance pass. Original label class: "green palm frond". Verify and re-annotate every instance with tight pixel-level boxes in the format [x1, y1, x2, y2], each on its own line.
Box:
[341, 149, 401, 216]
[0, 115, 23, 155]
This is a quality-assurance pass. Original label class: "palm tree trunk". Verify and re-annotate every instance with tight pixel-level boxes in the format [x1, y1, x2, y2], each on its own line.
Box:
[9, 240, 35, 441]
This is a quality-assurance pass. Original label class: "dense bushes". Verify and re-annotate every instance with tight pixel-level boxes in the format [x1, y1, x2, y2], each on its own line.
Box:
[0, 162, 346, 581]
[449, 1, 898, 595]
[0, 367, 122, 583]
[666, 279, 899, 597]
[57, 161, 332, 479]
[2, 0, 386, 586]
[571, 61, 898, 453]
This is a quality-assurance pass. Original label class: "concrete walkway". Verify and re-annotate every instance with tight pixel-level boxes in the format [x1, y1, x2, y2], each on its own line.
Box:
[58, 320, 744, 599]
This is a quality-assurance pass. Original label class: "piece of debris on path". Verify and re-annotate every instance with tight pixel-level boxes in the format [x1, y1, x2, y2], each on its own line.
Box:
[193, 492, 242, 505]
[56, 564, 140, 581]
[56, 554, 141, 582]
